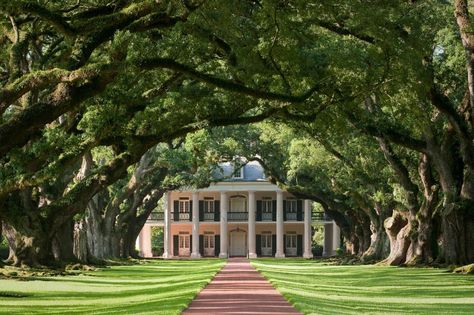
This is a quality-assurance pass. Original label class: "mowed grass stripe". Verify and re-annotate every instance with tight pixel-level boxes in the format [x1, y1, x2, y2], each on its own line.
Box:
[252, 259, 474, 315]
[0, 259, 225, 315]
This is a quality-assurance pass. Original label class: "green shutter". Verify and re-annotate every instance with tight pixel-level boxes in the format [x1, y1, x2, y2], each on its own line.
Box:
[199, 200, 204, 221]
[214, 200, 220, 221]
[283, 200, 287, 221]
[272, 200, 277, 221]
[173, 235, 179, 256]
[272, 234, 276, 256]
[189, 201, 193, 221]
[297, 235, 303, 257]
[297, 200, 303, 221]
[256, 235, 262, 257]
[199, 235, 204, 256]
[173, 201, 179, 221]
[215, 235, 220, 257]
[256, 200, 262, 221]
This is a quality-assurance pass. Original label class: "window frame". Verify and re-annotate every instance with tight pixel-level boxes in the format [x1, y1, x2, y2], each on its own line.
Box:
[203, 197, 215, 213]
[286, 199, 297, 213]
[179, 197, 190, 213]
[232, 166, 244, 179]
[262, 197, 273, 213]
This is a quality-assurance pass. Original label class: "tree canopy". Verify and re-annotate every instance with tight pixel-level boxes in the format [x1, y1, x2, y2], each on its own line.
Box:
[1, 0, 474, 268]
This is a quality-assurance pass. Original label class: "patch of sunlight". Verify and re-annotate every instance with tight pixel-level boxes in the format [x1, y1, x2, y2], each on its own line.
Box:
[281, 286, 474, 305]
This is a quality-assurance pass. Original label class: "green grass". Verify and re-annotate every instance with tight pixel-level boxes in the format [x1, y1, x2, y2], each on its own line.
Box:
[251, 258, 474, 315]
[0, 259, 224, 315]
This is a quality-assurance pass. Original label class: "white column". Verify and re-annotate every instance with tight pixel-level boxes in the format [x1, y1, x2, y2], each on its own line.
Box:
[219, 191, 228, 258]
[248, 191, 257, 258]
[303, 199, 314, 259]
[191, 191, 201, 258]
[323, 222, 334, 257]
[140, 225, 153, 258]
[162, 192, 172, 259]
[275, 191, 285, 258]
[333, 222, 341, 250]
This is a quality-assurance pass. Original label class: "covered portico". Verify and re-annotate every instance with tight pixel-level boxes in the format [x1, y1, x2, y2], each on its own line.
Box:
[138, 180, 340, 259]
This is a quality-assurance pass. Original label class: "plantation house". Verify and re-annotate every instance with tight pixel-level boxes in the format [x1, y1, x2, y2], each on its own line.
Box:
[137, 161, 340, 258]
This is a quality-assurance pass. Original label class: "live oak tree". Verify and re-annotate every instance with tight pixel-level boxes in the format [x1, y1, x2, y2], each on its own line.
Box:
[0, 0, 326, 266]
[2, 0, 474, 269]
[73, 139, 218, 263]
[197, 1, 474, 267]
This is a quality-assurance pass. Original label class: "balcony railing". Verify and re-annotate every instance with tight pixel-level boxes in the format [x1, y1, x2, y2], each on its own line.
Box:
[148, 210, 327, 222]
[228, 212, 248, 221]
[149, 212, 164, 221]
[262, 212, 273, 221]
[312, 212, 331, 221]
[178, 212, 191, 221]
[203, 212, 215, 221]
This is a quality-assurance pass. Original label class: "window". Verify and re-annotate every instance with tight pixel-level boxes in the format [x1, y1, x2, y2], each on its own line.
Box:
[203, 197, 214, 213]
[233, 166, 244, 179]
[179, 235, 190, 248]
[286, 234, 297, 248]
[230, 196, 247, 212]
[179, 198, 190, 213]
[204, 235, 214, 248]
[262, 234, 272, 248]
[262, 197, 273, 213]
[286, 199, 297, 213]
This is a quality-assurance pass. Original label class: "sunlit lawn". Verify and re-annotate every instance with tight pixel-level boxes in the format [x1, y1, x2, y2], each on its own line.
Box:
[0, 259, 224, 315]
[252, 258, 474, 315]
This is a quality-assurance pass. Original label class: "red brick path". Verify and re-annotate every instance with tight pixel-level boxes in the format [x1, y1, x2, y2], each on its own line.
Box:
[182, 258, 302, 315]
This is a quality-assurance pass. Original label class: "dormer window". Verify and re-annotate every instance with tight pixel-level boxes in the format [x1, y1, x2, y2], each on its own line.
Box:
[233, 166, 244, 179]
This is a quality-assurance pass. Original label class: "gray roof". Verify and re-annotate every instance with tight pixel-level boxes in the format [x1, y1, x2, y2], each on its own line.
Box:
[214, 161, 267, 182]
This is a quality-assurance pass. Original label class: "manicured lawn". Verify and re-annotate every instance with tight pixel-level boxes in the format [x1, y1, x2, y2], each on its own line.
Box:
[0, 259, 224, 315]
[252, 259, 474, 315]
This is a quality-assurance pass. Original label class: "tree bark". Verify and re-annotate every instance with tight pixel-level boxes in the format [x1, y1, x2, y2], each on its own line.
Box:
[362, 204, 392, 262]
[383, 211, 411, 266]
[1, 221, 52, 267]
[73, 219, 89, 263]
[407, 154, 439, 265]
[52, 218, 75, 262]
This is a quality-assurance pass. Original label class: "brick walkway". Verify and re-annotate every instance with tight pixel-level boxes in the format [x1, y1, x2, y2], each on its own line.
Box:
[182, 258, 302, 315]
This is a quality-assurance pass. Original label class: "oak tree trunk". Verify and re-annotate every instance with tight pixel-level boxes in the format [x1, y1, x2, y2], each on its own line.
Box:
[383, 211, 411, 266]
[2, 222, 52, 267]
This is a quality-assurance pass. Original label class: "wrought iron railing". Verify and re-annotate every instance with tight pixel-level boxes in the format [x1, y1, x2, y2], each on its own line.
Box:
[261, 212, 273, 221]
[149, 211, 328, 222]
[148, 212, 164, 221]
[228, 212, 248, 221]
[312, 212, 331, 221]
[203, 212, 215, 221]
[178, 213, 191, 221]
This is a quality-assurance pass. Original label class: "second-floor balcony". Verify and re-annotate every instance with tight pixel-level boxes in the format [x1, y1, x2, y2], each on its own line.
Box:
[261, 212, 273, 221]
[203, 212, 215, 221]
[149, 212, 164, 221]
[228, 212, 248, 221]
[148, 210, 331, 223]
[312, 212, 331, 221]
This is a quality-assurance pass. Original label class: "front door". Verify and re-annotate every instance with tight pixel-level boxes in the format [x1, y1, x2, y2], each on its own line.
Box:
[179, 234, 190, 256]
[261, 234, 272, 256]
[230, 231, 246, 256]
[286, 234, 297, 256]
[204, 234, 215, 257]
